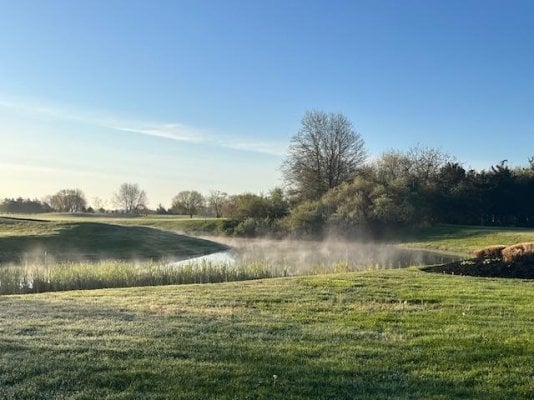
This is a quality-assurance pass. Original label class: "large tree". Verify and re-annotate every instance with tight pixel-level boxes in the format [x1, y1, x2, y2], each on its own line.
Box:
[282, 111, 366, 200]
[50, 189, 87, 212]
[172, 191, 205, 218]
[113, 183, 147, 213]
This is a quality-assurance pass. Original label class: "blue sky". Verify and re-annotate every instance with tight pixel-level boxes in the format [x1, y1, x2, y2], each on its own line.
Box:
[1, 0, 533, 207]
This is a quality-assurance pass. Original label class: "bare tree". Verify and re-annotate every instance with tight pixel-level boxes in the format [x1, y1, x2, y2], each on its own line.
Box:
[172, 191, 205, 218]
[207, 190, 227, 218]
[113, 183, 147, 213]
[91, 197, 107, 213]
[50, 189, 87, 212]
[282, 111, 366, 200]
[375, 146, 452, 187]
[406, 145, 452, 184]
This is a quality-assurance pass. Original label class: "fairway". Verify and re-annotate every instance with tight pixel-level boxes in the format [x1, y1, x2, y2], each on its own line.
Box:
[0, 216, 533, 398]
[1, 269, 532, 399]
[0, 217, 226, 263]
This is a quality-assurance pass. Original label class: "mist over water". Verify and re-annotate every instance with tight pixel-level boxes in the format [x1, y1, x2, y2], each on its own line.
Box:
[176, 237, 460, 275]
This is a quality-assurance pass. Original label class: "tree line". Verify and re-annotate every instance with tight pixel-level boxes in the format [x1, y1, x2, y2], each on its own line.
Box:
[2, 110, 534, 236]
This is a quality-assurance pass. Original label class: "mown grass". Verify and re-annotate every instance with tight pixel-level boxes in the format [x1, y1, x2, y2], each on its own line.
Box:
[0, 268, 532, 399]
[1, 213, 228, 235]
[0, 216, 533, 398]
[0, 217, 225, 264]
[398, 224, 534, 256]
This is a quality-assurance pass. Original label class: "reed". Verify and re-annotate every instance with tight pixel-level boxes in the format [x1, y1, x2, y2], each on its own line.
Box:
[0, 260, 275, 295]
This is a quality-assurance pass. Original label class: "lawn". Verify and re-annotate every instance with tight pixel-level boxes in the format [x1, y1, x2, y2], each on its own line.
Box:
[398, 224, 534, 256]
[0, 215, 533, 399]
[0, 216, 226, 263]
[0, 269, 532, 399]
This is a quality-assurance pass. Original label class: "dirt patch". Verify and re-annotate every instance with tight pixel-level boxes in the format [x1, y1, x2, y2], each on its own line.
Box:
[422, 258, 534, 279]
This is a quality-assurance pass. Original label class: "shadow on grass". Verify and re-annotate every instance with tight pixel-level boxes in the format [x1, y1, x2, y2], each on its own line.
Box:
[0, 222, 227, 264]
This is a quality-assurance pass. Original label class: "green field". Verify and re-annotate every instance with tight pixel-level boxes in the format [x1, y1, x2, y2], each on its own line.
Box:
[0, 216, 225, 263]
[0, 215, 533, 399]
[398, 224, 534, 255]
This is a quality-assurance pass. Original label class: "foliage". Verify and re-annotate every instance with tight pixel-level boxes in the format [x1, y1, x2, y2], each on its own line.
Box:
[0, 197, 52, 213]
[283, 199, 326, 237]
[172, 190, 205, 218]
[50, 188, 87, 212]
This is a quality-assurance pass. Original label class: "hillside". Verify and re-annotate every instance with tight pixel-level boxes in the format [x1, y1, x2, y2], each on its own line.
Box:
[0, 217, 226, 263]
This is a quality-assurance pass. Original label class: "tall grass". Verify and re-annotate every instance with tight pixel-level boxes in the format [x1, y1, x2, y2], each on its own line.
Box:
[0, 256, 422, 295]
[0, 260, 275, 295]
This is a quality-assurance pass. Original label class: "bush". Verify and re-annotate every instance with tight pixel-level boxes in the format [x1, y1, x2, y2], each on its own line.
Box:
[473, 245, 507, 260]
[283, 200, 325, 238]
[502, 242, 534, 263]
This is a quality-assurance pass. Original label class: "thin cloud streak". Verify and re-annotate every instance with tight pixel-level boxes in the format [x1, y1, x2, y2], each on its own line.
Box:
[0, 162, 108, 178]
[111, 124, 208, 144]
[0, 96, 286, 156]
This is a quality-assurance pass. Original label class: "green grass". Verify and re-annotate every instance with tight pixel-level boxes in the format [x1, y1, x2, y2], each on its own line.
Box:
[0, 217, 225, 264]
[1, 215, 533, 398]
[0, 269, 532, 399]
[398, 224, 534, 256]
[0, 260, 275, 295]
[1, 213, 229, 235]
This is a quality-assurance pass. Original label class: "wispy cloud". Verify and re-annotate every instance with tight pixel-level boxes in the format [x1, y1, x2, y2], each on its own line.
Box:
[0, 96, 286, 156]
[111, 123, 207, 143]
[0, 161, 108, 178]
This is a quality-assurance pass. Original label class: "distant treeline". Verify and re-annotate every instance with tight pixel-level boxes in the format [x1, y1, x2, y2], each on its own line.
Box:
[3, 111, 534, 237]
[2, 156, 534, 237]
[281, 156, 534, 237]
[0, 198, 52, 214]
[195, 155, 534, 238]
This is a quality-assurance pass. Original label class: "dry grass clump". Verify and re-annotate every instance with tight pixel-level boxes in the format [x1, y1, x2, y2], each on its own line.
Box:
[501, 242, 534, 263]
[473, 245, 507, 260]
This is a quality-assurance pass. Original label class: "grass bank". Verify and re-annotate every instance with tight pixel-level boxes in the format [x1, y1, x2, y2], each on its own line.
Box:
[0, 217, 225, 264]
[397, 224, 534, 256]
[0, 217, 231, 294]
[1, 213, 230, 236]
[1, 268, 532, 399]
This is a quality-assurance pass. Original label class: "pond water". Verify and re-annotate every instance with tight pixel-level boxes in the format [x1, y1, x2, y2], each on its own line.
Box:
[172, 237, 461, 275]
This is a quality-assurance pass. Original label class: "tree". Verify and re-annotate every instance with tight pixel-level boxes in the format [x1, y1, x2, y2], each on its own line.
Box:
[0, 198, 52, 214]
[156, 204, 168, 215]
[113, 183, 147, 213]
[282, 110, 366, 200]
[172, 191, 204, 218]
[50, 189, 87, 212]
[207, 190, 227, 218]
[91, 197, 107, 213]
[406, 145, 452, 185]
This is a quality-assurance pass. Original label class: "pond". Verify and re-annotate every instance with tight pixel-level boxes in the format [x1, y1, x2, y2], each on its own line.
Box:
[172, 237, 461, 275]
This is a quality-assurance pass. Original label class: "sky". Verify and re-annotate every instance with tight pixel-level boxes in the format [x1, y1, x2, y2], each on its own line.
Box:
[1, 0, 533, 208]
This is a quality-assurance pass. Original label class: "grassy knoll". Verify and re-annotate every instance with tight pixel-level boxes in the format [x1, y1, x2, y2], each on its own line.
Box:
[398, 224, 534, 256]
[0, 268, 532, 399]
[5, 214, 534, 255]
[1, 213, 229, 236]
[0, 217, 226, 264]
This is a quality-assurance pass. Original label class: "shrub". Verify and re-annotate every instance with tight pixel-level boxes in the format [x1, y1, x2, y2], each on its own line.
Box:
[473, 245, 507, 260]
[501, 242, 534, 263]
